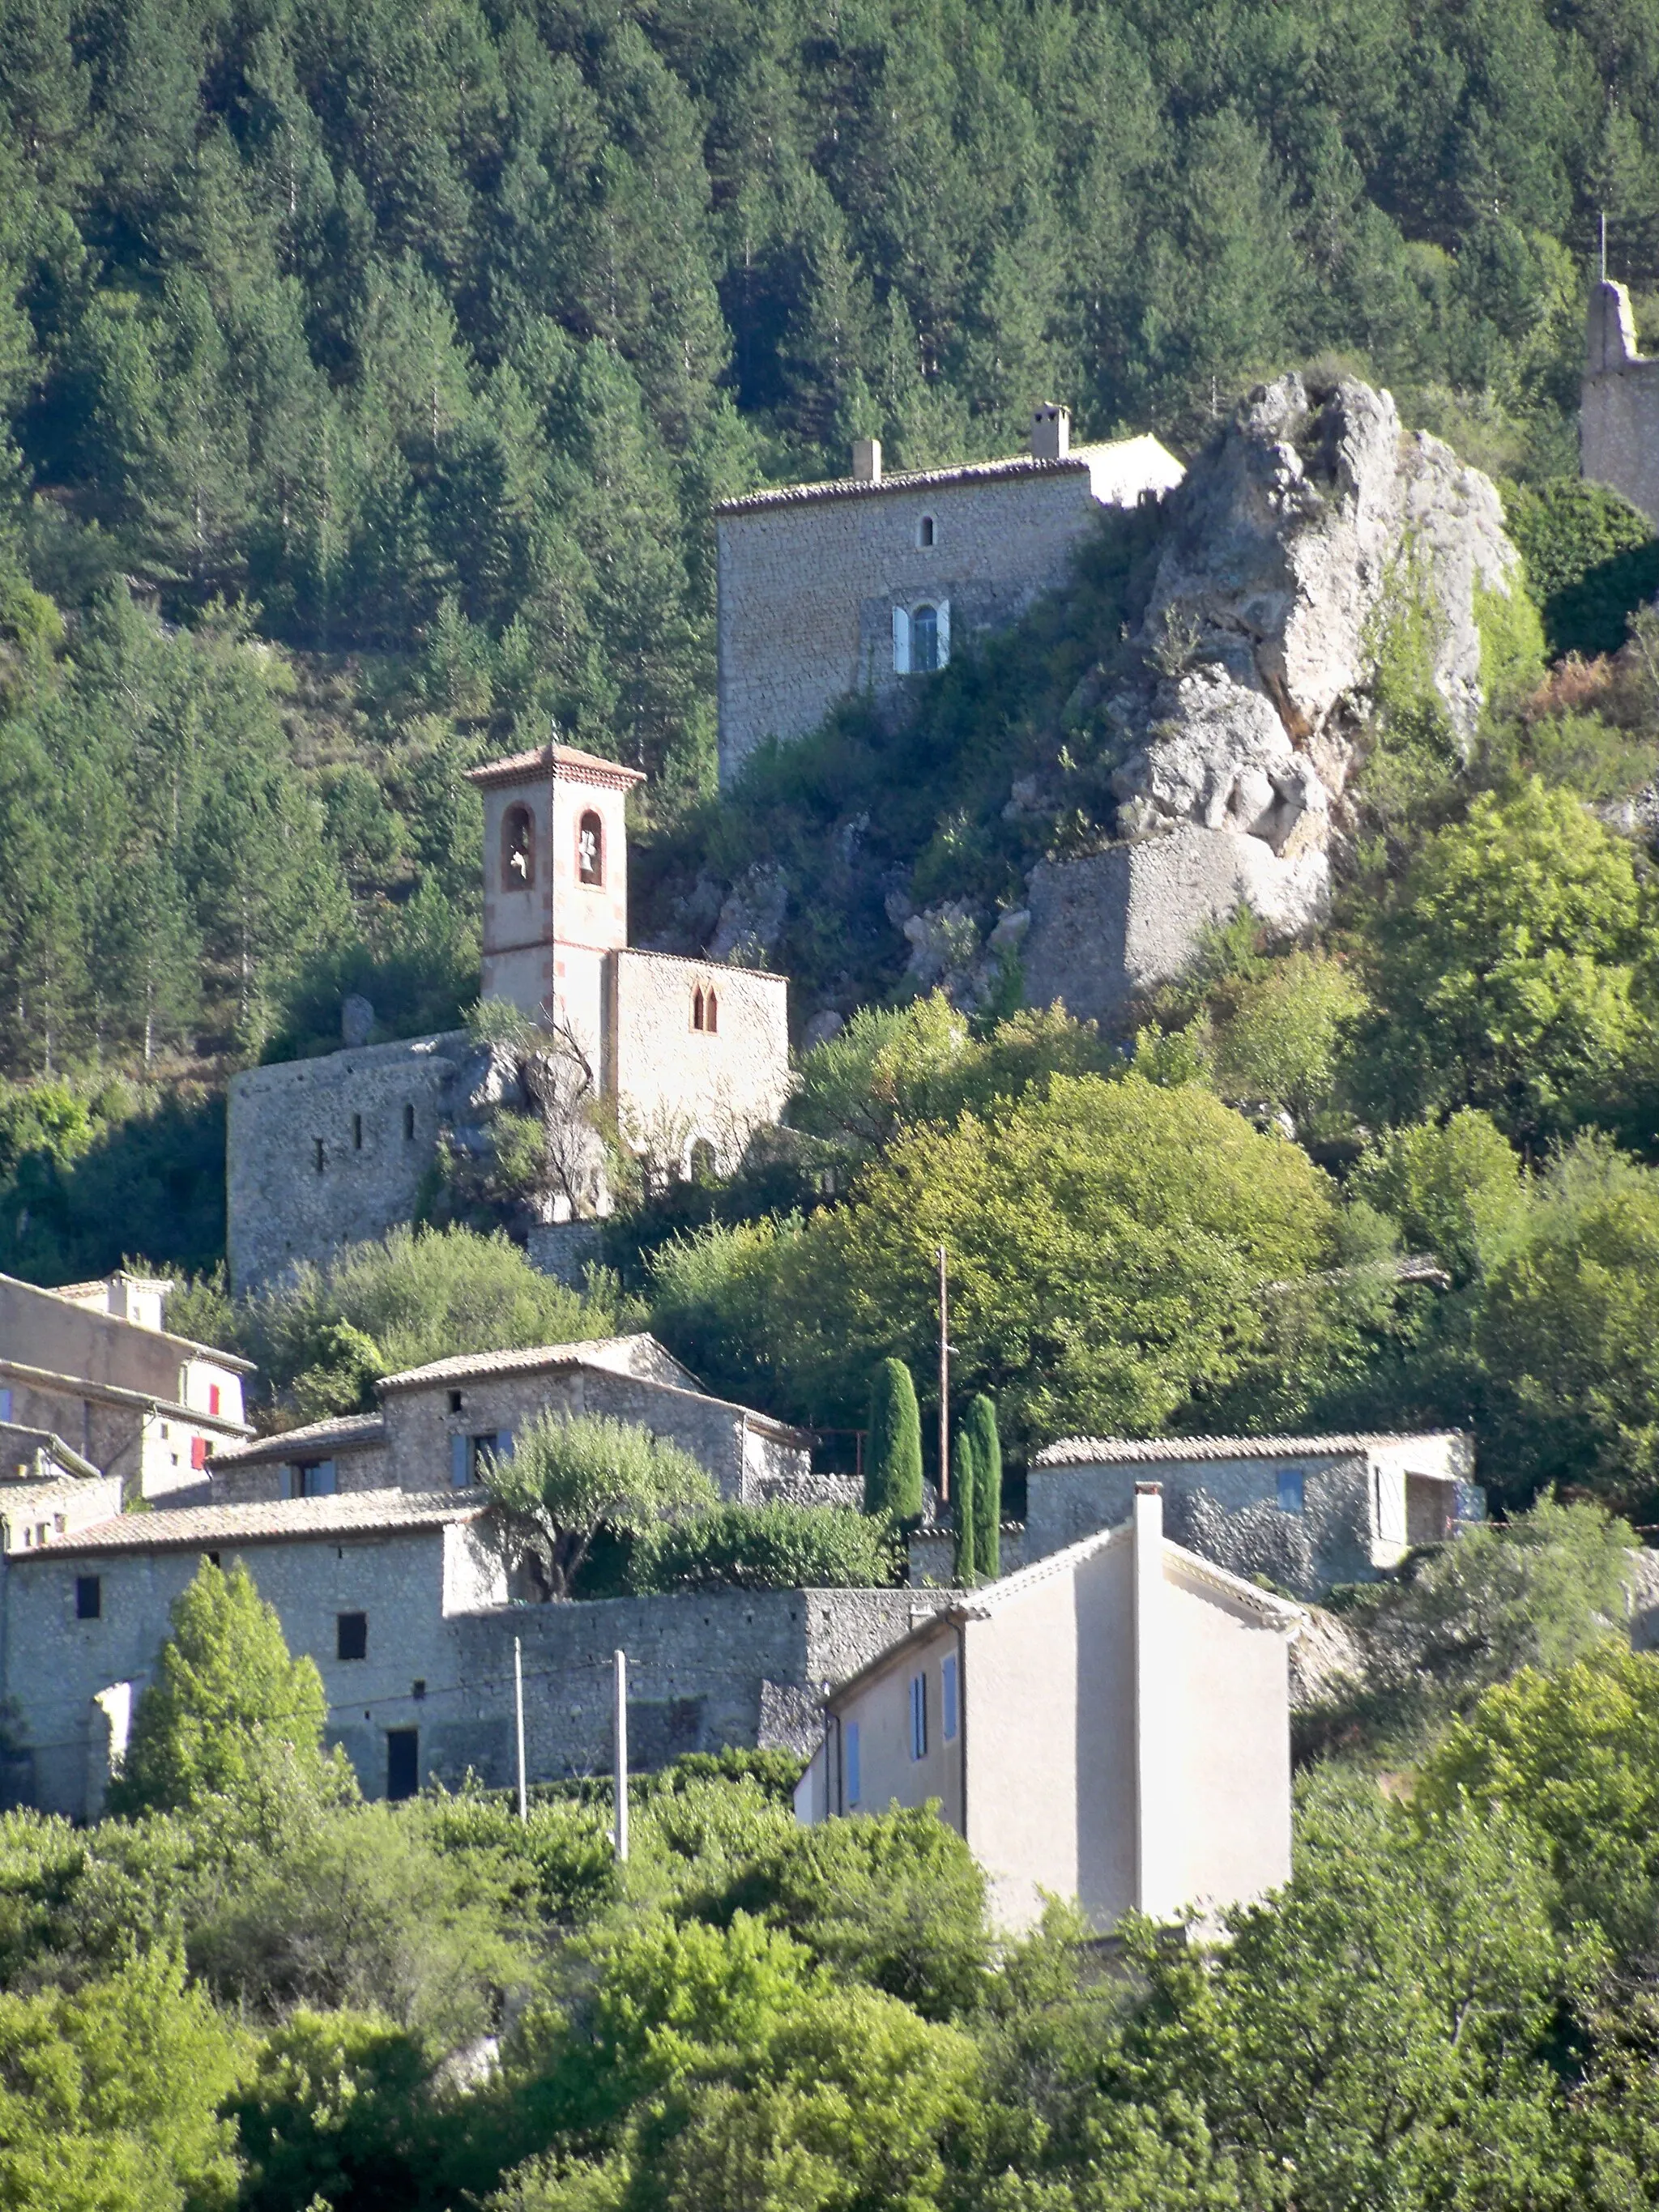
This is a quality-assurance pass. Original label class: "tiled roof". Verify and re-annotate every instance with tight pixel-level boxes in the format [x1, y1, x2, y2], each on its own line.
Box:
[208, 1413, 386, 1468]
[715, 450, 1099, 514]
[377, 1334, 691, 1393]
[1031, 1431, 1461, 1469]
[22, 1488, 483, 1558]
[0, 1421, 100, 1481]
[466, 744, 645, 791]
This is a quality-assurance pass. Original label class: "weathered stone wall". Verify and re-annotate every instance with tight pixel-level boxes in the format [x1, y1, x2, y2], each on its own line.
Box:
[715, 454, 1178, 783]
[612, 951, 791, 1175]
[1582, 278, 1659, 526]
[2, 1515, 949, 1813]
[227, 1034, 467, 1292]
[381, 1365, 766, 1499]
[1021, 830, 1319, 1031]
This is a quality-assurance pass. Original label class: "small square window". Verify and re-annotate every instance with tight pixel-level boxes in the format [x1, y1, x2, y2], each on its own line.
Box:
[337, 1611, 368, 1662]
[75, 1575, 100, 1621]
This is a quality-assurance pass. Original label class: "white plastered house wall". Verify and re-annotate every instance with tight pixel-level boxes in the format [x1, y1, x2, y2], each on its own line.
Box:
[797, 1485, 1303, 1933]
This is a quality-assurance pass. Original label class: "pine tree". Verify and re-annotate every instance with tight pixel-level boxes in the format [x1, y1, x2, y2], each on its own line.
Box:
[964, 1393, 1002, 1583]
[952, 1422, 979, 1586]
[865, 1356, 923, 1523]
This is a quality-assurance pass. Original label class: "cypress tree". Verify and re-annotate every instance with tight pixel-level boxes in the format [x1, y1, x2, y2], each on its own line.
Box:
[865, 1356, 923, 1522]
[952, 1424, 979, 1585]
[964, 1393, 1002, 1582]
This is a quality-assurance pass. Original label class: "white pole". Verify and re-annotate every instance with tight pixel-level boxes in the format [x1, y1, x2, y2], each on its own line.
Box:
[613, 1647, 629, 1861]
[514, 1636, 527, 1822]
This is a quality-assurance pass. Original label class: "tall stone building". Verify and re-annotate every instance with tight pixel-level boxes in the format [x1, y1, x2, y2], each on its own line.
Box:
[228, 743, 790, 1291]
[1582, 276, 1659, 526]
[714, 407, 1184, 782]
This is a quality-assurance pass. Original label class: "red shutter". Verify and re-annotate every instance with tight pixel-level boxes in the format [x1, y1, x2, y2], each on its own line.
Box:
[208, 1384, 221, 1417]
[190, 1437, 208, 1470]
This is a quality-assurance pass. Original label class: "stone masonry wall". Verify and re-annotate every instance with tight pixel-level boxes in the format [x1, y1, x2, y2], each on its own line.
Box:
[715, 467, 1118, 782]
[228, 1034, 467, 1292]
[2, 1519, 950, 1813]
[612, 951, 791, 1175]
[1583, 278, 1659, 526]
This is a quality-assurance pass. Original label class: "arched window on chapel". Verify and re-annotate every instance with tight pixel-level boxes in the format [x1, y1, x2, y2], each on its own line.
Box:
[502, 803, 535, 890]
[578, 810, 604, 886]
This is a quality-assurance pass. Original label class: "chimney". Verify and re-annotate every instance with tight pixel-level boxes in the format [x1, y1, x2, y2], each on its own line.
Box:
[1030, 403, 1071, 460]
[852, 437, 882, 483]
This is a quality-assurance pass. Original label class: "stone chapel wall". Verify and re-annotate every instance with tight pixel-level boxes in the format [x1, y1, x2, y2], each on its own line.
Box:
[1582, 278, 1659, 526]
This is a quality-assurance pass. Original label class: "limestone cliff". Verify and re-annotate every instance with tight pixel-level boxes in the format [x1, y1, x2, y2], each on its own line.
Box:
[1024, 373, 1525, 1023]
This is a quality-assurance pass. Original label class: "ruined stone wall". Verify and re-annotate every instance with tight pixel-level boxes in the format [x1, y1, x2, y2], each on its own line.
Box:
[1582, 278, 1659, 526]
[227, 1034, 467, 1292]
[1021, 831, 1315, 1032]
[715, 466, 1125, 783]
[612, 951, 790, 1175]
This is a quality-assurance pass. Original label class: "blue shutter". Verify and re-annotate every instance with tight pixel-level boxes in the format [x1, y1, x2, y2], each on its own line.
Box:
[845, 1720, 860, 1808]
[891, 604, 911, 674]
[450, 1433, 470, 1488]
[0, 1388, 11, 1424]
[314, 1459, 337, 1495]
[941, 1653, 958, 1742]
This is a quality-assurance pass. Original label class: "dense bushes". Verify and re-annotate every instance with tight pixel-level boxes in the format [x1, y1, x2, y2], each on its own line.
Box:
[629, 1503, 899, 1593]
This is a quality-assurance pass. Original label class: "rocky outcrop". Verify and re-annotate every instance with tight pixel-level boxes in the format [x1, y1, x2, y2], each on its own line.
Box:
[1115, 373, 1520, 866]
[1024, 373, 1525, 1025]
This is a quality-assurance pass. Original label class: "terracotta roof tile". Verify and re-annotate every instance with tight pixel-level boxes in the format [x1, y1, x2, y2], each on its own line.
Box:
[209, 1413, 386, 1468]
[1031, 1431, 1462, 1468]
[23, 1488, 483, 1558]
[466, 744, 645, 790]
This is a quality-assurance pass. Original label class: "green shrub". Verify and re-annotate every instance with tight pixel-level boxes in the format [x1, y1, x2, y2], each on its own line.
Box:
[1503, 479, 1659, 658]
[629, 1502, 898, 1592]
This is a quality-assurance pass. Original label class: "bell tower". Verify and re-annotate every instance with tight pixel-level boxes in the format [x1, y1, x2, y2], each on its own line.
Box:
[467, 743, 645, 1062]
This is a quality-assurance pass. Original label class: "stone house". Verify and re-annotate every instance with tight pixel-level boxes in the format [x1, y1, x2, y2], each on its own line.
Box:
[0, 1484, 952, 1818]
[0, 1270, 252, 1503]
[796, 1485, 1303, 1933]
[0, 1424, 122, 1554]
[1026, 1430, 1477, 1601]
[228, 743, 791, 1292]
[207, 1333, 824, 1507]
[714, 407, 1184, 782]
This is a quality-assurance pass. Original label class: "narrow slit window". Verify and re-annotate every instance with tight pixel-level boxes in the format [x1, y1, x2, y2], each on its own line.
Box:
[917, 514, 936, 548]
[692, 986, 705, 1032]
[313, 1138, 325, 1174]
[352, 1112, 363, 1150]
[502, 803, 535, 890]
[909, 1672, 928, 1761]
[704, 988, 718, 1034]
[578, 809, 604, 887]
[403, 1102, 416, 1141]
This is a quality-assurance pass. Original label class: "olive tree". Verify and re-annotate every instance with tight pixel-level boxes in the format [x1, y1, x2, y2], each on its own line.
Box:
[483, 1412, 715, 1599]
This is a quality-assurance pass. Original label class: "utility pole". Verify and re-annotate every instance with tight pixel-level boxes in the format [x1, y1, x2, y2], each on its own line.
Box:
[514, 1636, 527, 1822]
[938, 1244, 950, 1505]
[1601, 209, 1609, 283]
[613, 1648, 629, 1862]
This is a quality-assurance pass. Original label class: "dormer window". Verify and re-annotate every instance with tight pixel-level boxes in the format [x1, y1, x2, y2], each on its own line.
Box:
[502, 803, 535, 891]
[917, 514, 936, 548]
[578, 810, 604, 886]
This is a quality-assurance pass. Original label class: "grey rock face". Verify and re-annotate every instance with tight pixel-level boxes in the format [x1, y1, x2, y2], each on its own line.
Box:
[1021, 373, 1525, 1028]
[710, 861, 789, 965]
[1119, 373, 1521, 894]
